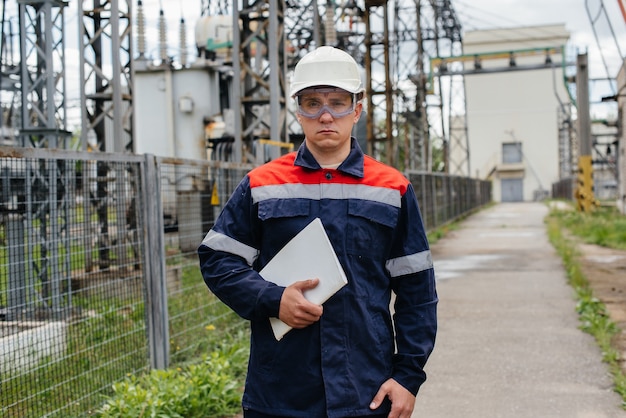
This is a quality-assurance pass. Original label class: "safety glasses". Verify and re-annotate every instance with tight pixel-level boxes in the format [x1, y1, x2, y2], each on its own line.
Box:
[295, 88, 356, 119]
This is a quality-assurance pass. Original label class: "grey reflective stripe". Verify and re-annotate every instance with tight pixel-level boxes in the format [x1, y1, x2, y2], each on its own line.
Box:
[252, 183, 401, 207]
[386, 250, 433, 277]
[252, 183, 316, 201]
[201, 230, 259, 266]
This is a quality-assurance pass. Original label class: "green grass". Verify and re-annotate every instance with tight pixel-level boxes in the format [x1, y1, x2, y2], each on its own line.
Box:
[546, 202, 626, 409]
[92, 259, 250, 418]
[167, 262, 248, 366]
[1, 250, 249, 418]
[550, 204, 626, 250]
[1, 293, 150, 417]
[0, 204, 139, 307]
[94, 338, 249, 418]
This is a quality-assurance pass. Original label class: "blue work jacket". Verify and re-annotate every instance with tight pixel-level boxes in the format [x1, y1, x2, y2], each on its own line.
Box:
[198, 139, 437, 418]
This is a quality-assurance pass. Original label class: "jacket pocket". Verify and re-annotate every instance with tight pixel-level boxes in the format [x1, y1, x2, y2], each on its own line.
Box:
[346, 200, 398, 258]
[258, 199, 310, 220]
[256, 199, 311, 260]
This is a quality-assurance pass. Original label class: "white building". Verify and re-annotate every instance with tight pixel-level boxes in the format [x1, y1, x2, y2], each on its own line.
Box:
[461, 24, 571, 202]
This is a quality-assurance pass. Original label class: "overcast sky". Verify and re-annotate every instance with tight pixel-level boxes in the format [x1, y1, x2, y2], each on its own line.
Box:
[4, 0, 624, 80]
[455, 0, 626, 79]
[139, 0, 626, 113]
[133, 0, 626, 79]
[3, 0, 625, 125]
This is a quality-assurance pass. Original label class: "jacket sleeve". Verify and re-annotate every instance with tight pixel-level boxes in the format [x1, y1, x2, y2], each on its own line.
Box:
[387, 183, 438, 395]
[197, 176, 284, 321]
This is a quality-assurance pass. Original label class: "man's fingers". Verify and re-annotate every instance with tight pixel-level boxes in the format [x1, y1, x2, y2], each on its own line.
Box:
[370, 379, 416, 418]
[295, 278, 320, 290]
[369, 385, 387, 410]
[290, 296, 323, 327]
[279, 279, 323, 328]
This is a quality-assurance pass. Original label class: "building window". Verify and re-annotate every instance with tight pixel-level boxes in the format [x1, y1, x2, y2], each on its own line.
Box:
[502, 142, 522, 163]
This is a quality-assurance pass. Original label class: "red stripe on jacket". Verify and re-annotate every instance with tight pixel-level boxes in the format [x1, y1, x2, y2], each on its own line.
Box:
[248, 152, 409, 196]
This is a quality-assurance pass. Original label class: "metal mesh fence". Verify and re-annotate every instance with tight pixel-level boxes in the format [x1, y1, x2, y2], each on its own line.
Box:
[407, 171, 492, 230]
[552, 176, 576, 201]
[158, 158, 253, 367]
[1, 147, 491, 417]
[1, 149, 149, 417]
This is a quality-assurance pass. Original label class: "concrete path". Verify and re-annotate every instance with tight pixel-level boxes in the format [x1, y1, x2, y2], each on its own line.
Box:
[413, 202, 625, 418]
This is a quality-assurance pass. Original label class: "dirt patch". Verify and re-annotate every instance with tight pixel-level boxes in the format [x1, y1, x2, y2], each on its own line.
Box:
[577, 242, 626, 371]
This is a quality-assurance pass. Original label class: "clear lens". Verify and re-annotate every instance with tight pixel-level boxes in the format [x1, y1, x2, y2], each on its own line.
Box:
[297, 103, 355, 119]
[296, 88, 356, 119]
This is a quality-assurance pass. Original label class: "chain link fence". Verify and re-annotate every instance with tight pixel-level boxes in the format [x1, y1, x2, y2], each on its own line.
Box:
[552, 176, 576, 201]
[1, 146, 490, 417]
[407, 171, 492, 230]
[1, 149, 149, 417]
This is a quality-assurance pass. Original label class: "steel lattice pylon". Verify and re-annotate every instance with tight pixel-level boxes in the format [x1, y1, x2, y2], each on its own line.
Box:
[364, 2, 393, 164]
[201, 0, 230, 16]
[419, 0, 467, 175]
[356, 0, 467, 172]
[393, 0, 427, 171]
[18, 0, 70, 148]
[9, 0, 74, 318]
[78, 0, 132, 153]
[78, 0, 132, 272]
[202, 0, 465, 171]
[232, 0, 288, 163]
[202, 0, 323, 163]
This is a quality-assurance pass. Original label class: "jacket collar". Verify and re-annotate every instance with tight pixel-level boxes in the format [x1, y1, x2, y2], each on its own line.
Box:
[294, 137, 364, 178]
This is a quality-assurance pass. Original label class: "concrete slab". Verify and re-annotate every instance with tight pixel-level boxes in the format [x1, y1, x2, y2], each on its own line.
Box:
[414, 202, 625, 418]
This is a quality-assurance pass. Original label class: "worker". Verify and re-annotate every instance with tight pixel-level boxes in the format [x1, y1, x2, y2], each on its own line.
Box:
[198, 45, 437, 418]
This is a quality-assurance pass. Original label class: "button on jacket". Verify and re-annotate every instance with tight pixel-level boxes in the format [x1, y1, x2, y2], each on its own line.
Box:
[198, 139, 437, 418]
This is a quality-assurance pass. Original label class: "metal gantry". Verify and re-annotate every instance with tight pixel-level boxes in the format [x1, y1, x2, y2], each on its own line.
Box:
[77, 0, 133, 271]
[10, 0, 469, 167]
[78, 0, 133, 153]
[394, 0, 428, 171]
[364, 1, 393, 163]
[199, 0, 465, 171]
[419, 0, 466, 175]
[283, 0, 321, 135]
[5, 0, 74, 318]
[18, 0, 70, 148]
[232, 0, 288, 163]
[201, 0, 290, 163]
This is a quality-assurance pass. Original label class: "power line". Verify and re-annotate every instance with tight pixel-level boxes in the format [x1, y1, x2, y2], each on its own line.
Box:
[455, 0, 575, 48]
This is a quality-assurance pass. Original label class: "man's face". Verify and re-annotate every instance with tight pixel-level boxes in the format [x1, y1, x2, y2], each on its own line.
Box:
[295, 87, 362, 156]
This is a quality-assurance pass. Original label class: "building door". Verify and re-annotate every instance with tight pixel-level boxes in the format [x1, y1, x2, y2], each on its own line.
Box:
[501, 178, 523, 202]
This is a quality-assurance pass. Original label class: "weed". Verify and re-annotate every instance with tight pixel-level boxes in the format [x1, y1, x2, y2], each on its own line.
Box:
[546, 204, 626, 409]
[94, 338, 249, 418]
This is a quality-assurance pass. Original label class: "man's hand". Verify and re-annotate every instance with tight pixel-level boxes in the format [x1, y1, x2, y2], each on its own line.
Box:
[370, 378, 416, 418]
[278, 279, 323, 328]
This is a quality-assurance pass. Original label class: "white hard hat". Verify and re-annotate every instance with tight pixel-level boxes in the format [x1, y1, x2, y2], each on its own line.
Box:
[290, 46, 364, 97]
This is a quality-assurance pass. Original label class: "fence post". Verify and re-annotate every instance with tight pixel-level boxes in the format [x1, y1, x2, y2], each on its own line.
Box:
[419, 173, 428, 230]
[142, 154, 170, 369]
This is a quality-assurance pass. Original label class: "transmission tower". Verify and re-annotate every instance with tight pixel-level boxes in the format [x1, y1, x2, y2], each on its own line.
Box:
[363, 1, 393, 164]
[4, 0, 74, 318]
[201, 0, 291, 163]
[18, 0, 70, 148]
[198, 0, 462, 172]
[77, 0, 133, 272]
[394, 0, 428, 171]
[78, 0, 132, 153]
[233, 0, 288, 162]
[420, 0, 466, 175]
